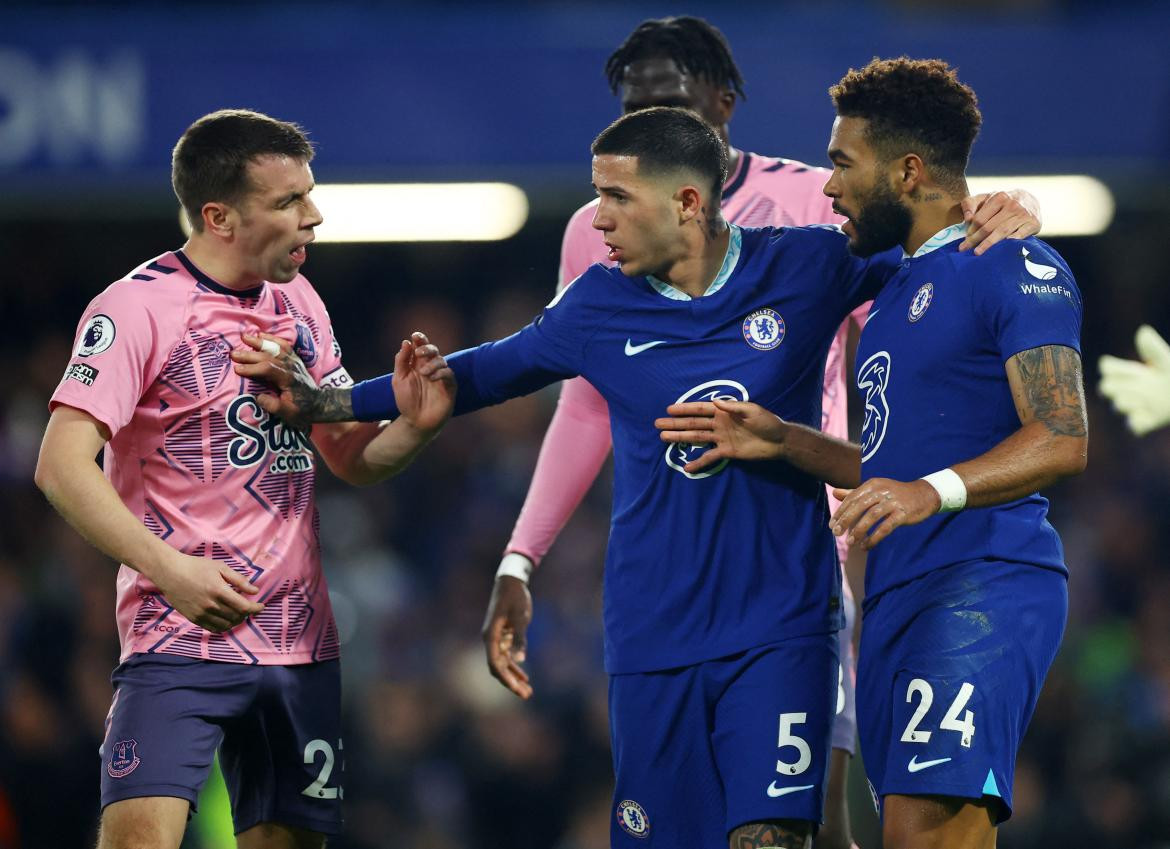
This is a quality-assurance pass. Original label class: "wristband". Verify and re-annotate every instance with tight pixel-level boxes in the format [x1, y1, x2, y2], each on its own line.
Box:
[920, 468, 967, 513]
[496, 552, 534, 584]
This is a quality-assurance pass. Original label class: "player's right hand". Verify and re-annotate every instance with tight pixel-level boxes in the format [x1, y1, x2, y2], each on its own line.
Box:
[482, 573, 534, 700]
[655, 398, 788, 472]
[231, 332, 321, 430]
[153, 553, 264, 633]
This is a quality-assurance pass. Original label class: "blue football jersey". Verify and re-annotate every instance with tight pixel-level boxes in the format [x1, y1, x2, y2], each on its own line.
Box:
[446, 225, 895, 673]
[855, 223, 1083, 601]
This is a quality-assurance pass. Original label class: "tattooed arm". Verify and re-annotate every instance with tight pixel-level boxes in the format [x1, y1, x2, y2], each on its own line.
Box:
[729, 819, 812, 849]
[830, 345, 1088, 550]
[231, 332, 454, 486]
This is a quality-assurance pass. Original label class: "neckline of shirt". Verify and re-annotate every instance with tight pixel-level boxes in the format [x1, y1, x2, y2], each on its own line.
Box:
[174, 249, 267, 298]
[904, 221, 966, 260]
[646, 225, 743, 302]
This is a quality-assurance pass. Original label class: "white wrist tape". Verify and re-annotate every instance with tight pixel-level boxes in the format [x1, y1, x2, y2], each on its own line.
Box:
[496, 553, 534, 584]
[921, 468, 967, 513]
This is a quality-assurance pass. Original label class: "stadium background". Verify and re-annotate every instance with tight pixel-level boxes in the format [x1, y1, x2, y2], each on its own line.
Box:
[3, 2, 1170, 846]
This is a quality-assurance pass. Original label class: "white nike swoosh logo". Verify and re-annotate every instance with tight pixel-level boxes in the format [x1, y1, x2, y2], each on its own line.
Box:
[907, 756, 952, 773]
[864, 309, 880, 325]
[624, 339, 667, 356]
[766, 782, 815, 798]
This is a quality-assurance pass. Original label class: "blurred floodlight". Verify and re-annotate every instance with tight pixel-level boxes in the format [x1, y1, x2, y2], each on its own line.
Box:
[179, 182, 529, 242]
[315, 182, 528, 242]
[967, 175, 1114, 237]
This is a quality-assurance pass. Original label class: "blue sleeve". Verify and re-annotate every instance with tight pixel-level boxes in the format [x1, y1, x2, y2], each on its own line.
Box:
[975, 241, 1083, 360]
[798, 226, 899, 309]
[839, 246, 900, 308]
[351, 274, 594, 421]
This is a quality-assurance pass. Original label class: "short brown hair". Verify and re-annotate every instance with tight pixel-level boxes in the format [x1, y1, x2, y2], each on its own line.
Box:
[172, 109, 314, 231]
[830, 58, 981, 193]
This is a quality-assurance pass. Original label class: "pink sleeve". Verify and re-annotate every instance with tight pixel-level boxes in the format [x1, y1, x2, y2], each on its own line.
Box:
[558, 200, 606, 287]
[49, 281, 175, 436]
[505, 202, 613, 566]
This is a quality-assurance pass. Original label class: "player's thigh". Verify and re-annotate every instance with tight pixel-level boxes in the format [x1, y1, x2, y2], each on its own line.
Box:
[101, 656, 252, 821]
[236, 821, 327, 849]
[97, 796, 189, 849]
[862, 562, 1067, 821]
[881, 793, 997, 849]
[608, 665, 725, 848]
[713, 634, 838, 835]
[222, 661, 344, 838]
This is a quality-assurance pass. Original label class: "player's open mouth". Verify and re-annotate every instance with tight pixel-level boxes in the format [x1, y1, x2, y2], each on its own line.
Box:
[289, 244, 308, 266]
[606, 243, 624, 262]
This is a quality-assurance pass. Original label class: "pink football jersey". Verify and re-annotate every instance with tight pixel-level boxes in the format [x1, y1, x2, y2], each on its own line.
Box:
[511, 151, 866, 572]
[51, 250, 352, 665]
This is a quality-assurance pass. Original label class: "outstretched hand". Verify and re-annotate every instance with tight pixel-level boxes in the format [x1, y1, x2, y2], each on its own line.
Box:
[231, 332, 320, 429]
[655, 398, 788, 474]
[959, 189, 1042, 255]
[392, 331, 455, 433]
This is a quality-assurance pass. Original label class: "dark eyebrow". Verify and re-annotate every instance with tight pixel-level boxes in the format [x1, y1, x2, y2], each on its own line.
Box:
[277, 184, 315, 207]
[827, 148, 852, 164]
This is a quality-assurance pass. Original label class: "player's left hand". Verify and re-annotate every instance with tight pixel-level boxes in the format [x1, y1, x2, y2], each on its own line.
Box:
[830, 478, 941, 550]
[958, 189, 1042, 255]
[232, 332, 319, 430]
[392, 331, 455, 433]
[1099, 324, 1170, 435]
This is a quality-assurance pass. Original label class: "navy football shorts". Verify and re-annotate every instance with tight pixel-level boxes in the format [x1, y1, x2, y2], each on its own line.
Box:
[608, 633, 838, 846]
[857, 560, 1067, 822]
[101, 654, 343, 835]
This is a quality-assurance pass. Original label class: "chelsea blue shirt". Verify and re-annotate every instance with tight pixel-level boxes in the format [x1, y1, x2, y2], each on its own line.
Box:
[380, 225, 895, 673]
[855, 223, 1083, 604]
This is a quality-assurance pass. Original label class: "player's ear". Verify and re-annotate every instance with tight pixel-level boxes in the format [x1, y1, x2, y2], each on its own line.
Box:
[202, 201, 234, 238]
[898, 153, 925, 197]
[675, 184, 704, 223]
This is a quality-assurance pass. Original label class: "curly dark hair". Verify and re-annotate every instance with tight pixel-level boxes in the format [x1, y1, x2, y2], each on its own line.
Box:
[604, 16, 746, 99]
[830, 57, 981, 193]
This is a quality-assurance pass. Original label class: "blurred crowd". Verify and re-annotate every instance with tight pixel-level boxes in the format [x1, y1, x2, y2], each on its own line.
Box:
[0, 204, 1169, 848]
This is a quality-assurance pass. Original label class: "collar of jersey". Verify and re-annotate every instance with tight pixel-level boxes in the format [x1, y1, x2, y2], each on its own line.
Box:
[646, 224, 743, 301]
[904, 221, 966, 260]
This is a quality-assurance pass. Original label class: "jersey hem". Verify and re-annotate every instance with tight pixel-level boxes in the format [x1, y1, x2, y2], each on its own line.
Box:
[604, 621, 843, 676]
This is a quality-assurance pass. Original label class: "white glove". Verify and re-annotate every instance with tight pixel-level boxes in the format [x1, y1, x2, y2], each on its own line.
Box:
[1099, 325, 1170, 436]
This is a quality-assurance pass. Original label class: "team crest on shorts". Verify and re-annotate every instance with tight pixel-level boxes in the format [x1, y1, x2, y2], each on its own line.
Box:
[742, 308, 785, 350]
[107, 739, 141, 778]
[616, 799, 650, 838]
[908, 283, 933, 322]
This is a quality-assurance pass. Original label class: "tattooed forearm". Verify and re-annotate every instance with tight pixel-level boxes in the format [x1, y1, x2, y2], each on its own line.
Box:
[729, 819, 812, 849]
[1011, 345, 1088, 437]
[304, 387, 355, 423]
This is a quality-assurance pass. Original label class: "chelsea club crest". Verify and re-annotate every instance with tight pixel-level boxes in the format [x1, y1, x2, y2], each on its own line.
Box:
[908, 282, 934, 323]
[616, 800, 650, 838]
[742, 308, 785, 350]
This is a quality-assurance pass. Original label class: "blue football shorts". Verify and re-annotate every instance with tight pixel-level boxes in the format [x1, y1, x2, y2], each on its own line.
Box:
[100, 654, 343, 835]
[857, 559, 1067, 822]
[608, 633, 838, 846]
